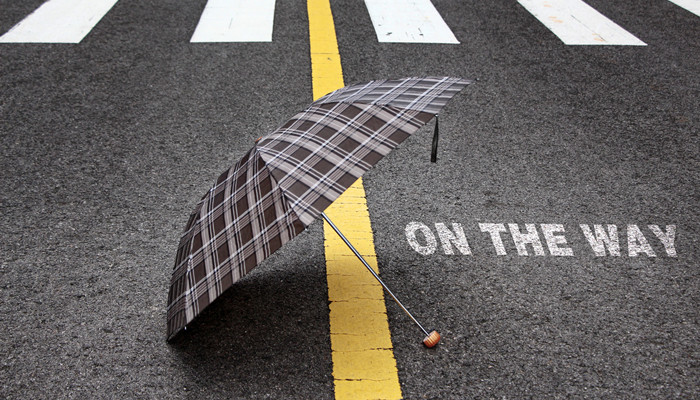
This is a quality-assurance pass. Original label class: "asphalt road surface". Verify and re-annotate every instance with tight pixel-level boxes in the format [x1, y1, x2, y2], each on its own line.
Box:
[1, 0, 698, 398]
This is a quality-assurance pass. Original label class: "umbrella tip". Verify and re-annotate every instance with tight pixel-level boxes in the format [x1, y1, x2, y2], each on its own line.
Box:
[423, 330, 441, 348]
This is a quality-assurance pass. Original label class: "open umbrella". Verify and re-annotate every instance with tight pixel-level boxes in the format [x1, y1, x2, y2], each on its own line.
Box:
[167, 76, 470, 344]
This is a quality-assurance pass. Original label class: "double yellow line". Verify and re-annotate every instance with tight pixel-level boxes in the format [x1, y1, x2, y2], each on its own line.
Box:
[307, 0, 402, 398]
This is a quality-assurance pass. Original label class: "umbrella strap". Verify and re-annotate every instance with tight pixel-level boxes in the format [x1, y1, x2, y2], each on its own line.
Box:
[430, 114, 439, 163]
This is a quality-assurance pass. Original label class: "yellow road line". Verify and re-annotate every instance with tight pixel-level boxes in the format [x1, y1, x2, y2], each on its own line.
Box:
[307, 0, 343, 99]
[307, 0, 403, 399]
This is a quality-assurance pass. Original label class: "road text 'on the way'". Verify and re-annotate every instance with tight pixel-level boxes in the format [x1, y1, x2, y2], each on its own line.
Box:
[405, 223, 678, 257]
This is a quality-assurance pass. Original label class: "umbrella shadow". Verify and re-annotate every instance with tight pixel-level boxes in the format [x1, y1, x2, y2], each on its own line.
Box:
[167, 261, 333, 397]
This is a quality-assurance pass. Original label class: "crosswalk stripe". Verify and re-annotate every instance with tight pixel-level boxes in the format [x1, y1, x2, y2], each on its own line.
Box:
[190, 0, 276, 42]
[668, 0, 700, 17]
[364, 0, 459, 43]
[0, 0, 119, 43]
[518, 0, 646, 45]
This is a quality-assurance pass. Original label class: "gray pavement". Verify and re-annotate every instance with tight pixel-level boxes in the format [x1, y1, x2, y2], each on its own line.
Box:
[1, 0, 698, 398]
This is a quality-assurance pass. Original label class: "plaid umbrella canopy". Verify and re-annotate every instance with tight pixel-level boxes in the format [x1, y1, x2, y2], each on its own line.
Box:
[167, 76, 470, 340]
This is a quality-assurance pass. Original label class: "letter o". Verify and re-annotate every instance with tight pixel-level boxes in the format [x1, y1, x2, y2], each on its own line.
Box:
[405, 222, 437, 255]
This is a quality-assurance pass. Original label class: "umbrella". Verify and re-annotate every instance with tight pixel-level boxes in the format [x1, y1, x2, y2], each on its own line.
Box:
[167, 76, 471, 344]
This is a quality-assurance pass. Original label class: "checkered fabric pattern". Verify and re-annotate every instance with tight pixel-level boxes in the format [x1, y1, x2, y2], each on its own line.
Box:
[167, 77, 470, 340]
[314, 76, 469, 115]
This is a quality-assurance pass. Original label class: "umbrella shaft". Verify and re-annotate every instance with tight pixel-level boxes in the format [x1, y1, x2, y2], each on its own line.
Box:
[321, 212, 430, 337]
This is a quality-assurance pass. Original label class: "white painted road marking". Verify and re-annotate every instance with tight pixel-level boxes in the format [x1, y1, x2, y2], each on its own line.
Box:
[407, 222, 678, 257]
[364, 0, 459, 43]
[0, 0, 119, 43]
[190, 0, 276, 43]
[668, 0, 700, 17]
[517, 0, 646, 45]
